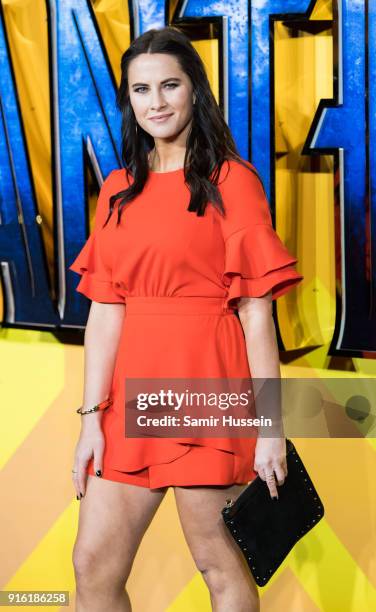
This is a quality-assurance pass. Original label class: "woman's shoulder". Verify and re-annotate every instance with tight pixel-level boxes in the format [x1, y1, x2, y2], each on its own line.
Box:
[216, 157, 272, 233]
[217, 157, 264, 187]
[105, 167, 133, 188]
[93, 169, 132, 223]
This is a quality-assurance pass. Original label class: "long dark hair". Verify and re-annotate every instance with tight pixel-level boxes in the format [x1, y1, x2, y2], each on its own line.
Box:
[106, 26, 264, 226]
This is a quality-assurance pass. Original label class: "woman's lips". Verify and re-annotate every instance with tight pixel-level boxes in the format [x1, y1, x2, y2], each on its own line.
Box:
[149, 113, 174, 123]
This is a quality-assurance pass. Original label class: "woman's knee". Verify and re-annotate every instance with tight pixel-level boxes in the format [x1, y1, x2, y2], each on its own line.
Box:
[199, 564, 227, 597]
[190, 547, 227, 595]
[200, 562, 260, 612]
[195, 551, 259, 600]
[72, 541, 131, 590]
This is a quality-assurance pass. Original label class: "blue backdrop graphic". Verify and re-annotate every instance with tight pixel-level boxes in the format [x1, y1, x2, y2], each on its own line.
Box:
[0, 0, 374, 353]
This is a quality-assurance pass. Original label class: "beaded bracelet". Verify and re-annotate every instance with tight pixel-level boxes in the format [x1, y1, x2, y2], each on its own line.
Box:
[76, 398, 113, 415]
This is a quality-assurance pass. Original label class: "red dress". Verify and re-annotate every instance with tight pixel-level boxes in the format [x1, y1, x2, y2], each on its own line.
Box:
[69, 159, 303, 489]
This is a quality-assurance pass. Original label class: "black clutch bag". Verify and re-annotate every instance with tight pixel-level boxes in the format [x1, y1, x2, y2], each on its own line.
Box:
[221, 439, 325, 587]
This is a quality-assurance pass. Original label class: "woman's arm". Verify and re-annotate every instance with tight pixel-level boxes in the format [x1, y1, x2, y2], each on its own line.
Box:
[238, 292, 287, 500]
[72, 301, 126, 498]
[82, 301, 126, 419]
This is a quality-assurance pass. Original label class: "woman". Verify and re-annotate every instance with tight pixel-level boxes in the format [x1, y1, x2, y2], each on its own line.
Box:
[69, 26, 303, 612]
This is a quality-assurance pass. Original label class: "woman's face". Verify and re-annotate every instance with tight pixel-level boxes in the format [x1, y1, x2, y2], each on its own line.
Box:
[127, 53, 195, 142]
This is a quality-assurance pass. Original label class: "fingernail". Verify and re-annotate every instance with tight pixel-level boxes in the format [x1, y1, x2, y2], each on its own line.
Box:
[95, 470, 102, 477]
[76, 495, 80, 500]
[80, 492, 83, 498]
[272, 496, 278, 501]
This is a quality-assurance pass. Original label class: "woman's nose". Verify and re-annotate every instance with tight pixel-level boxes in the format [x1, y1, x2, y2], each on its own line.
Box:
[150, 91, 167, 110]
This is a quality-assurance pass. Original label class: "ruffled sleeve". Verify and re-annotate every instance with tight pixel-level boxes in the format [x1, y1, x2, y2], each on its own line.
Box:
[69, 170, 124, 303]
[220, 160, 304, 309]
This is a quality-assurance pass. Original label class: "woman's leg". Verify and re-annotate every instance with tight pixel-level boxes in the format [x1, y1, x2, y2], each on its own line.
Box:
[173, 484, 260, 612]
[72, 475, 167, 612]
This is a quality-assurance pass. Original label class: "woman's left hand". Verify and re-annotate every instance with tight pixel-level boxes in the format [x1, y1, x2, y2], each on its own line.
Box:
[253, 437, 288, 500]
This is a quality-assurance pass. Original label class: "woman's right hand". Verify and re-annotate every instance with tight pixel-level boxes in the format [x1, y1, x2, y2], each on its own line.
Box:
[72, 419, 105, 499]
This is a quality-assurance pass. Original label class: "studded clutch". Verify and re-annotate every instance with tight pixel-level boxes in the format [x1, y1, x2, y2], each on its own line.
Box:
[221, 438, 325, 587]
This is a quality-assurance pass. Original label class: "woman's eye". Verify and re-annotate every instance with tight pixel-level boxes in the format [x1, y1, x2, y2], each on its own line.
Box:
[134, 83, 178, 93]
